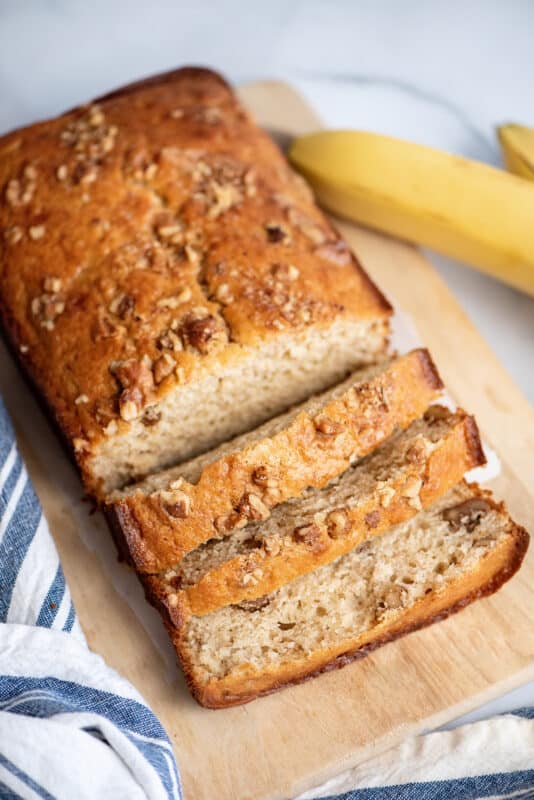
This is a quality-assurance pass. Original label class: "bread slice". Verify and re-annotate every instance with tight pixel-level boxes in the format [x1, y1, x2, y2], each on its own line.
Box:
[0, 66, 391, 498]
[106, 349, 443, 572]
[161, 405, 485, 616]
[141, 482, 528, 707]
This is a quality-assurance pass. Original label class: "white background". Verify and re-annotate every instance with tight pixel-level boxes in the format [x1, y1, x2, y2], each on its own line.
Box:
[0, 0, 532, 727]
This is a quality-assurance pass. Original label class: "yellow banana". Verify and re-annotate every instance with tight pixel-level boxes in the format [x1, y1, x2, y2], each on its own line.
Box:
[498, 123, 534, 181]
[289, 130, 534, 296]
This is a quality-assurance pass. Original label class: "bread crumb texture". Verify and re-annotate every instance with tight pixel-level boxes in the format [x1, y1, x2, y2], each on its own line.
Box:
[184, 484, 510, 681]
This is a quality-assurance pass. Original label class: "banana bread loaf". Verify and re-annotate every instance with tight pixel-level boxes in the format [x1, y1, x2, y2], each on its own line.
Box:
[0, 67, 391, 497]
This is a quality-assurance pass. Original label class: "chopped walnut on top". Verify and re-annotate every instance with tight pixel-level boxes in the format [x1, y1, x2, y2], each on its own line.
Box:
[179, 309, 227, 355]
[3, 226, 23, 244]
[109, 292, 135, 318]
[208, 182, 242, 219]
[5, 163, 37, 208]
[59, 104, 118, 183]
[442, 498, 491, 532]
[153, 353, 176, 384]
[292, 523, 326, 553]
[160, 489, 191, 519]
[236, 492, 270, 522]
[110, 358, 156, 422]
[31, 277, 66, 331]
[214, 282, 234, 305]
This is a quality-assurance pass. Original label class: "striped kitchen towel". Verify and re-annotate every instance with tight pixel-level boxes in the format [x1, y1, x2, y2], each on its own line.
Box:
[0, 396, 182, 800]
[1, 393, 533, 800]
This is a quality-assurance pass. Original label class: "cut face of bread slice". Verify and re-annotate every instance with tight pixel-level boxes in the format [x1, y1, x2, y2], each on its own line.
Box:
[106, 349, 443, 572]
[159, 406, 485, 616]
[143, 483, 528, 708]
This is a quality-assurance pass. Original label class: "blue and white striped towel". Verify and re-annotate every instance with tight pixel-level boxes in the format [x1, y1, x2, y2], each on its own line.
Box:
[1, 393, 533, 800]
[0, 396, 182, 800]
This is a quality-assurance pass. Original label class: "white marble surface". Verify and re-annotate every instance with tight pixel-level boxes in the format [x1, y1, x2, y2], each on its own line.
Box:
[0, 0, 532, 725]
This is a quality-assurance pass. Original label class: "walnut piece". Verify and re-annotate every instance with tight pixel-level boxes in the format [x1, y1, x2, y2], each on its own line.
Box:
[327, 509, 350, 539]
[180, 312, 226, 354]
[153, 353, 176, 384]
[442, 498, 491, 532]
[160, 489, 191, 519]
[292, 523, 326, 553]
[110, 358, 155, 422]
[236, 492, 270, 522]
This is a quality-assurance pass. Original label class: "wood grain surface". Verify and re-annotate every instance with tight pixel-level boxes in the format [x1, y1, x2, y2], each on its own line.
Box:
[1, 81, 533, 800]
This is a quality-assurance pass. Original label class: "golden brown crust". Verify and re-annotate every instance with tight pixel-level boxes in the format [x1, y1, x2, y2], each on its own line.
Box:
[106, 349, 443, 573]
[0, 66, 391, 494]
[178, 408, 486, 616]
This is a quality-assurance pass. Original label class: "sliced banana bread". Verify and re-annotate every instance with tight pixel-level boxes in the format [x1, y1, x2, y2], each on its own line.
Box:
[0, 66, 391, 498]
[159, 405, 485, 616]
[106, 349, 443, 572]
[142, 482, 528, 707]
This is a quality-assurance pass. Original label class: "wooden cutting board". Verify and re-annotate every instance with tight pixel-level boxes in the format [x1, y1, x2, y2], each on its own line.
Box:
[1, 81, 534, 800]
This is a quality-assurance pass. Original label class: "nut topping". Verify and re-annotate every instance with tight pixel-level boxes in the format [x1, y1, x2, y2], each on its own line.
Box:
[160, 489, 191, 519]
[252, 465, 276, 488]
[236, 492, 270, 522]
[28, 224, 45, 240]
[109, 293, 135, 318]
[208, 182, 241, 219]
[263, 536, 282, 556]
[153, 353, 176, 384]
[214, 283, 233, 304]
[180, 312, 227, 354]
[3, 226, 22, 244]
[292, 523, 326, 553]
[377, 483, 396, 509]
[110, 358, 155, 422]
[5, 167, 36, 207]
[31, 288, 65, 330]
[43, 276, 62, 293]
[401, 476, 423, 510]
[327, 509, 350, 539]
[442, 498, 491, 532]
